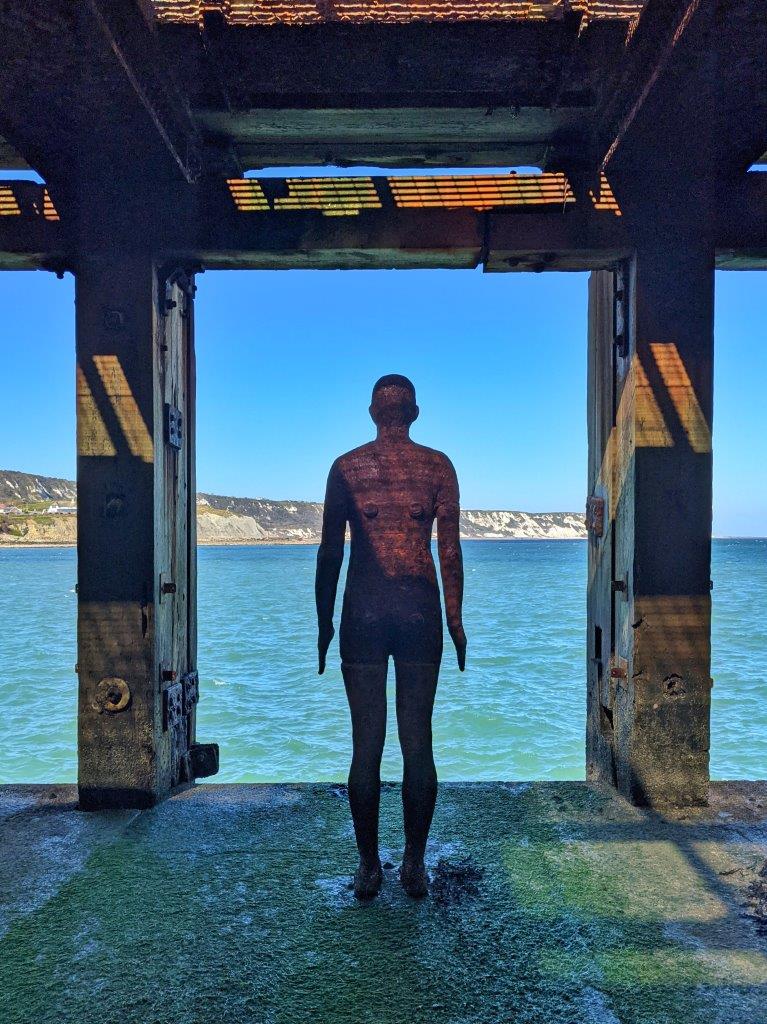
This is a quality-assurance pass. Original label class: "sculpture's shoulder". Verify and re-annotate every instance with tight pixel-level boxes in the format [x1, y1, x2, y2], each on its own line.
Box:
[332, 441, 456, 485]
[333, 443, 376, 477]
[411, 443, 456, 477]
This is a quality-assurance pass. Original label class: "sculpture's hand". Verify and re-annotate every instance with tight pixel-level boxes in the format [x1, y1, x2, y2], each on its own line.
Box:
[449, 622, 467, 672]
[318, 620, 335, 675]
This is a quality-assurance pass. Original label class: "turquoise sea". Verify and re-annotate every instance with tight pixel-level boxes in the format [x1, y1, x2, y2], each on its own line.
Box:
[0, 540, 765, 783]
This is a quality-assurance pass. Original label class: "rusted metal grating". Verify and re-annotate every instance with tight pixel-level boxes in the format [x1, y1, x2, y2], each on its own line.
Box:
[42, 191, 60, 222]
[0, 174, 618, 222]
[587, 175, 620, 215]
[0, 187, 21, 216]
[225, 173, 625, 217]
[152, 1, 647, 26]
[390, 173, 574, 210]
[227, 178, 270, 211]
[0, 184, 59, 220]
[272, 178, 382, 216]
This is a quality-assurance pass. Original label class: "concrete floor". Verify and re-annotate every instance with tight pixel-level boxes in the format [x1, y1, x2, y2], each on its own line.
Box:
[1, 782, 767, 1024]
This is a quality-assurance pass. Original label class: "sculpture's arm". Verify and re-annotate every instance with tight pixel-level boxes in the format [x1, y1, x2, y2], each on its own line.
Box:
[436, 456, 466, 671]
[315, 459, 347, 674]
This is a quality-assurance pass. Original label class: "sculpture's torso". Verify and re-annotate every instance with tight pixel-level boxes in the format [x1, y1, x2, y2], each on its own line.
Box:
[340, 440, 445, 586]
[331, 439, 454, 664]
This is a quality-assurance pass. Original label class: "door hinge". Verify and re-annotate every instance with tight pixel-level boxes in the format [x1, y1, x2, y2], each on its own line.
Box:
[586, 496, 605, 539]
[613, 266, 629, 360]
[165, 403, 183, 450]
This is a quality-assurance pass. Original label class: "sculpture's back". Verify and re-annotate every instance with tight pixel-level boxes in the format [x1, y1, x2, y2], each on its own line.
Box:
[315, 374, 465, 900]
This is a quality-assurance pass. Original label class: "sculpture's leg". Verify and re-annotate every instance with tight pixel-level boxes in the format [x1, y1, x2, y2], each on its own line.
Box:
[395, 660, 439, 897]
[342, 661, 387, 898]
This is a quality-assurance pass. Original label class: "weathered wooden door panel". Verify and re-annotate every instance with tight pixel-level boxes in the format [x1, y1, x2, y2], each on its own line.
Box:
[155, 272, 197, 791]
[586, 269, 618, 784]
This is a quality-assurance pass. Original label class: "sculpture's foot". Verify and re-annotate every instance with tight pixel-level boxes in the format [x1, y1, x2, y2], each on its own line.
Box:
[353, 858, 383, 901]
[400, 858, 429, 898]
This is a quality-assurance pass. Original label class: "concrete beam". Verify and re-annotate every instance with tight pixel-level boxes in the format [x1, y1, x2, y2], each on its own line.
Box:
[84, 0, 204, 183]
[161, 15, 630, 168]
[0, 1, 219, 190]
[597, 0, 707, 172]
[1, 175, 766, 272]
[597, 0, 767, 178]
[164, 17, 622, 110]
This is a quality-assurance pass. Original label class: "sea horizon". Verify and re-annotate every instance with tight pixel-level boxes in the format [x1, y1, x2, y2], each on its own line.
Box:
[1, 538, 765, 785]
[1, 534, 766, 548]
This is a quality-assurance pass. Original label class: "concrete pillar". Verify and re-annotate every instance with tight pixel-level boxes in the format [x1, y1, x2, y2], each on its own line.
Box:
[587, 228, 714, 807]
[76, 255, 209, 809]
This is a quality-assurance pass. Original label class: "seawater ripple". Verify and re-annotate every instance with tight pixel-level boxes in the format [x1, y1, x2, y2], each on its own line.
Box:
[0, 540, 764, 783]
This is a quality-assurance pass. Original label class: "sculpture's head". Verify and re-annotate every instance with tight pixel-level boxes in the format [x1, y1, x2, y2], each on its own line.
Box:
[369, 374, 419, 428]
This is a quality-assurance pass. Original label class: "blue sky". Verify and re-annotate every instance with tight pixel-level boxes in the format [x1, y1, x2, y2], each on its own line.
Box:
[0, 166, 765, 533]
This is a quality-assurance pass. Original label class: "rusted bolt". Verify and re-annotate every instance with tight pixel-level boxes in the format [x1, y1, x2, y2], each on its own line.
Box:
[162, 669, 177, 682]
[104, 494, 126, 519]
[610, 664, 627, 680]
[103, 309, 126, 330]
[93, 677, 131, 714]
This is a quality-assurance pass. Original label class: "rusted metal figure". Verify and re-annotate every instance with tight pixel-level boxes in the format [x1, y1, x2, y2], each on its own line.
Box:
[316, 375, 466, 899]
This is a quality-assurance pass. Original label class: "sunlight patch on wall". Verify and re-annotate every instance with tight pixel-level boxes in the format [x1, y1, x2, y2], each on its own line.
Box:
[92, 356, 154, 464]
[76, 366, 118, 459]
[650, 343, 711, 454]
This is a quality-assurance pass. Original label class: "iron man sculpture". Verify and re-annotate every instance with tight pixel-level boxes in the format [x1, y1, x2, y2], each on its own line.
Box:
[315, 375, 466, 899]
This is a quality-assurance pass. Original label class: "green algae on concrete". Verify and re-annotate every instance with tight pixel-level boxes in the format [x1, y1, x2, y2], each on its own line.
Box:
[1, 782, 766, 1024]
